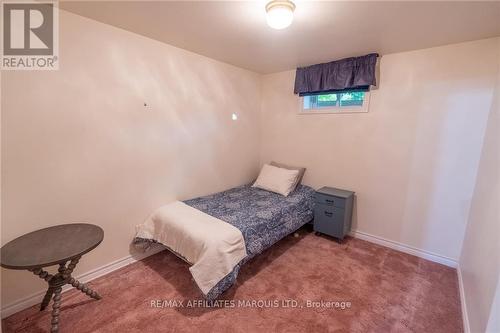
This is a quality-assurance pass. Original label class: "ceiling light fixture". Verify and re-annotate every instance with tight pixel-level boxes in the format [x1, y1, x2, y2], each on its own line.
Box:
[265, 0, 296, 30]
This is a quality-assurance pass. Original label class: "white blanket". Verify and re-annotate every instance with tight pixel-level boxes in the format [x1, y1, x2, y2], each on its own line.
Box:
[135, 201, 247, 295]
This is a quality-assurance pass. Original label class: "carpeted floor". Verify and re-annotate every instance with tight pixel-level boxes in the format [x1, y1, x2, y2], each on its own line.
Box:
[2, 226, 463, 333]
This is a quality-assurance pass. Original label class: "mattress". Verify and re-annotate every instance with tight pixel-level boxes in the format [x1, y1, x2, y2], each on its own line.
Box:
[183, 184, 315, 299]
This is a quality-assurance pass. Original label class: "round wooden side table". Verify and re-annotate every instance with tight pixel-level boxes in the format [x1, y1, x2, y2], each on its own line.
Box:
[1, 223, 104, 333]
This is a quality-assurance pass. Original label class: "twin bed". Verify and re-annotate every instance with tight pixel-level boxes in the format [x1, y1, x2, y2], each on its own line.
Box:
[134, 167, 315, 300]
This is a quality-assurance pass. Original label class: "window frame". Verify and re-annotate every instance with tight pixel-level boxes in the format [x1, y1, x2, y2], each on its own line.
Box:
[298, 91, 371, 115]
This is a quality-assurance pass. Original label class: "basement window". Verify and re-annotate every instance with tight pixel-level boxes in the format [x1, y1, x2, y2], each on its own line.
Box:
[300, 91, 370, 114]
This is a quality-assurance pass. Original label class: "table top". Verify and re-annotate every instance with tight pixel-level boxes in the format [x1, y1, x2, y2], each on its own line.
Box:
[1, 223, 104, 270]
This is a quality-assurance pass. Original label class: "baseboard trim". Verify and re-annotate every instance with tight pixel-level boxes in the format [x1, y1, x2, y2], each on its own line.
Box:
[1, 245, 165, 319]
[457, 265, 471, 333]
[350, 230, 458, 268]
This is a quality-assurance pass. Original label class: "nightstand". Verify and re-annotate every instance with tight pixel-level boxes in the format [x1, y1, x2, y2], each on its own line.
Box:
[313, 187, 355, 242]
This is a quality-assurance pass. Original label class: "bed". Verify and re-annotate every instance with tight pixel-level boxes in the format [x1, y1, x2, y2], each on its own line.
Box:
[134, 183, 315, 300]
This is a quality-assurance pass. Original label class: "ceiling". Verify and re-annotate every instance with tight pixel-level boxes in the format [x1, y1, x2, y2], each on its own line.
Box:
[60, 1, 500, 74]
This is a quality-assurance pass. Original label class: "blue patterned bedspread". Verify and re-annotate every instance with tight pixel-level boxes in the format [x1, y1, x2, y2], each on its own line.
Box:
[184, 184, 315, 299]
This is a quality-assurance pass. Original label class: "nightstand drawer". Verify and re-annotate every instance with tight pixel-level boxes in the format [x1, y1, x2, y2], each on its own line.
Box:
[314, 207, 344, 237]
[315, 193, 346, 208]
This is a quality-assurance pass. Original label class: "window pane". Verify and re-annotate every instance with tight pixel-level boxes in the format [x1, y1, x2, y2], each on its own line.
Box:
[339, 92, 365, 107]
[317, 94, 337, 107]
[303, 96, 313, 109]
[304, 94, 338, 109]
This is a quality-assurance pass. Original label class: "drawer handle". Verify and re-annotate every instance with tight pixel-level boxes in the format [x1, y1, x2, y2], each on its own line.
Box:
[325, 199, 334, 204]
[324, 211, 333, 217]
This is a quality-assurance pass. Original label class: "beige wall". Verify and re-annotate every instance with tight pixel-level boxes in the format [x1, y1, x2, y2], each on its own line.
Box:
[260, 38, 499, 262]
[486, 284, 500, 332]
[459, 39, 500, 333]
[0, 10, 261, 307]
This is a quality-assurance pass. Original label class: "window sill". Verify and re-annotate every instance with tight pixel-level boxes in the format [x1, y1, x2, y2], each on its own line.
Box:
[298, 108, 368, 115]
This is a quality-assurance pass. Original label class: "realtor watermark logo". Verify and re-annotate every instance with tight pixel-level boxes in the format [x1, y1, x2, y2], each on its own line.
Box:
[1, 0, 59, 70]
[149, 298, 353, 310]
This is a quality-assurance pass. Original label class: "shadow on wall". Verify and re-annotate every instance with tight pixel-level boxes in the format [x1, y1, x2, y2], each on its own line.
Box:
[105, 39, 260, 201]
[398, 81, 493, 258]
[350, 195, 358, 232]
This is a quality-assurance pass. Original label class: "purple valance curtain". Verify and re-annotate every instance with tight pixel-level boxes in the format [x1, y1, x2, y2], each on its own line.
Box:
[294, 53, 378, 96]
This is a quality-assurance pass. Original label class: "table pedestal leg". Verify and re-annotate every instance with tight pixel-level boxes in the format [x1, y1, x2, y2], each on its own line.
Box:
[40, 287, 55, 311]
[50, 287, 62, 333]
[68, 278, 102, 300]
[31, 268, 55, 311]
[31, 257, 102, 333]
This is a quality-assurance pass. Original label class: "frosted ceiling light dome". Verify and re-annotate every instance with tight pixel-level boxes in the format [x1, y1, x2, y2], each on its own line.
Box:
[266, 0, 296, 30]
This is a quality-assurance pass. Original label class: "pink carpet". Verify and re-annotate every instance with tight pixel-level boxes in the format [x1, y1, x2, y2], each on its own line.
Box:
[2, 227, 463, 332]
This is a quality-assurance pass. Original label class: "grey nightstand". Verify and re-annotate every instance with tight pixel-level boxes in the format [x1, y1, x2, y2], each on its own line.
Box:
[313, 187, 355, 242]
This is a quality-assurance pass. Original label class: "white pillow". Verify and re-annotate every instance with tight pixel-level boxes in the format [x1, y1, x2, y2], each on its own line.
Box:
[252, 164, 300, 197]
